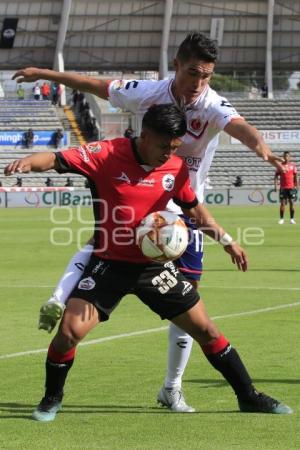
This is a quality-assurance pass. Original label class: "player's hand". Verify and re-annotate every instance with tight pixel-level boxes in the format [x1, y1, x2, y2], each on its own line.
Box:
[12, 67, 43, 83]
[4, 159, 31, 175]
[266, 154, 286, 173]
[223, 241, 248, 272]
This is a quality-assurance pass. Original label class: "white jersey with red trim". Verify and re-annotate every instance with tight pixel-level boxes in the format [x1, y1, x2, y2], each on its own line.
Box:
[108, 78, 242, 210]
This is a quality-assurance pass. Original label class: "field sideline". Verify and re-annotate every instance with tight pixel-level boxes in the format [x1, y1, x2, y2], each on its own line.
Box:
[0, 205, 299, 450]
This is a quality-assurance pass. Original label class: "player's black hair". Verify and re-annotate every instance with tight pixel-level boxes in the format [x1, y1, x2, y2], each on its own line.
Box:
[283, 151, 290, 156]
[176, 32, 218, 63]
[142, 104, 187, 137]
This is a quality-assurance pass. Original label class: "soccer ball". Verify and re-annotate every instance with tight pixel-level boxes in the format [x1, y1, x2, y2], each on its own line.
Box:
[136, 211, 189, 262]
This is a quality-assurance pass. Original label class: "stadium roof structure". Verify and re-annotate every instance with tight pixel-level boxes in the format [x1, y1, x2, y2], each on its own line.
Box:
[0, 0, 300, 74]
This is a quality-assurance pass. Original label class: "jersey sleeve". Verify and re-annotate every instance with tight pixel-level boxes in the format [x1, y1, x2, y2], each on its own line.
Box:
[207, 93, 242, 130]
[173, 163, 198, 209]
[108, 79, 156, 113]
[55, 141, 108, 180]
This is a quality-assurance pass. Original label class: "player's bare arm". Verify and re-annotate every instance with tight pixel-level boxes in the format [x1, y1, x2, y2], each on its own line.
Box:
[224, 119, 284, 171]
[182, 203, 248, 272]
[12, 68, 110, 99]
[4, 152, 57, 175]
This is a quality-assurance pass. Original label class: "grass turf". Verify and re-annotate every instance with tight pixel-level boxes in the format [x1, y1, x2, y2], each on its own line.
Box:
[0, 205, 299, 450]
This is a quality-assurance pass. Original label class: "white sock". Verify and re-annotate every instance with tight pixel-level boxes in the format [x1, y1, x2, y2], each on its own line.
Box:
[48, 244, 94, 305]
[164, 322, 193, 389]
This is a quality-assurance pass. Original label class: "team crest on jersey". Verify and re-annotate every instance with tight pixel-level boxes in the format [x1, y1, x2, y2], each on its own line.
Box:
[190, 118, 201, 131]
[112, 80, 126, 91]
[162, 174, 175, 191]
[78, 146, 90, 162]
[87, 142, 102, 153]
[78, 276, 95, 290]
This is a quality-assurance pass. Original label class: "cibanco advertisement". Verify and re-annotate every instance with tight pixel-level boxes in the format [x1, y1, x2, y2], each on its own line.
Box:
[1, 188, 299, 208]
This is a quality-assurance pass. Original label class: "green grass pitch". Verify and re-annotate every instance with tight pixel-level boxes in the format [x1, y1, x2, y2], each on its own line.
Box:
[0, 205, 299, 450]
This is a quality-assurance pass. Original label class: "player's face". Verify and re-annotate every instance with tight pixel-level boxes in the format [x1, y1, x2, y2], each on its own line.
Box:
[173, 58, 215, 104]
[139, 131, 182, 167]
[283, 153, 290, 163]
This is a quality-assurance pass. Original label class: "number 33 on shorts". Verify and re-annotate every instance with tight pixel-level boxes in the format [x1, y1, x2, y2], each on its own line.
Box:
[152, 270, 178, 294]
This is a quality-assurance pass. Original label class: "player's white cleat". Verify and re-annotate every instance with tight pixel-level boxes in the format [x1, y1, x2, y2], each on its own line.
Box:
[32, 395, 63, 422]
[157, 386, 195, 412]
[290, 219, 296, 225]
[278, 219, 284, 225]
[38, 299, 65, 333]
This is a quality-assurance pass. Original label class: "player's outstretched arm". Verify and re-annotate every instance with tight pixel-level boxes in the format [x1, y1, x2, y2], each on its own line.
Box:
[183, 203, 248, 272]
[4, 152, 57, 175]
[12, 68, 109, 99]
[224, 119, 284, 171]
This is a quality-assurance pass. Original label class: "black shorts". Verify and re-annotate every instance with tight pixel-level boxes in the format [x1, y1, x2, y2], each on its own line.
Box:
[279, 188, 297, 201]
[70, 255, 200, 321]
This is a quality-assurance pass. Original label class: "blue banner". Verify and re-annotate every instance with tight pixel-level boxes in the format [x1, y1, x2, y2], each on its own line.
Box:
[0, 130, 68, 147]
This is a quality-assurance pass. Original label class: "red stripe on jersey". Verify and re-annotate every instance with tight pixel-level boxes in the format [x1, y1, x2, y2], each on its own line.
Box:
[177, 267, 203, 274]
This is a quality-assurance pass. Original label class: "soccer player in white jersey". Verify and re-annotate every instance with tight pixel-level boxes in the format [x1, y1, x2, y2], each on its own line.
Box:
[13, 32, 283, 413]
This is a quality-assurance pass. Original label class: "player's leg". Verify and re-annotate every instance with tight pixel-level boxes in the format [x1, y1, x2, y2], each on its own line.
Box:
[39, 241, 94, 333]
[158, 223, 203, 412]
[32, 296, 100, 422]
[278, 190, 286, 224]
[172, 301, 293, 414]
[33, 256, 135, 422]
[288, 193, 296, 224]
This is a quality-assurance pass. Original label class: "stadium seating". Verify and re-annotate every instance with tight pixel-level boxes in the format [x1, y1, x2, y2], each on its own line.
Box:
[0, 98, 86, 187]
[1, 97, 300, 188]
[228, 99, 300, 130]
[209, 147, 300, 188]
[0, 99, 61, 130]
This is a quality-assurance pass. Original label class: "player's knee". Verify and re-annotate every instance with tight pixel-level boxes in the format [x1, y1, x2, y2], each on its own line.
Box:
[193, 320, 220, 344]
[58, 322, 85, 348]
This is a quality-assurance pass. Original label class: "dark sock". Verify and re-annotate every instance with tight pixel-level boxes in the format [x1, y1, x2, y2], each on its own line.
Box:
[44, 344, 76, 398]
[45, 358, 74, 398]
[201, 337, 253, 397]
[291, 210, 295, 219]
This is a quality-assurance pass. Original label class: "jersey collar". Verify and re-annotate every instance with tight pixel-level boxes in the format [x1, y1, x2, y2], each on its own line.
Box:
[169, 79, 209, 109]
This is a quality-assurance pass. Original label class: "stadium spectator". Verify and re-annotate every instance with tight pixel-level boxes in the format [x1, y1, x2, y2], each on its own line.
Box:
[65, 177, 74, 187]
[16, 84, 25, 100]
[4, 104, 291, 422]
[261, 83, 268, 98]
[53, 128, 64, 149]
[23, 128, 34, 148]
[45, 177, 54, 187]
[275, 151, 298, 224]
[72, 89, 79, 108]
[124, 126, 135, 139]
[233, 175, 243, 187]
[41, 82, 50, 100]
[12, 32, 285, 413]
[85, 117, 99, 141]
[33, 82, 41, 100]
[51, 82, 60, 106]
[13, 177, 22, 187]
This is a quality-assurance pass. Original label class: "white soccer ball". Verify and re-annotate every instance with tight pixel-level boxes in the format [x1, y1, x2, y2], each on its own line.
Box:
[136, 211, 189, 262]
